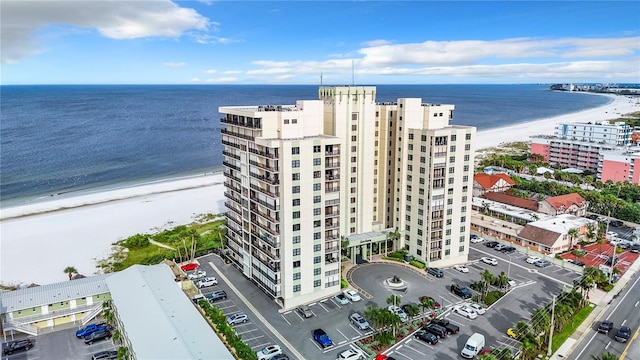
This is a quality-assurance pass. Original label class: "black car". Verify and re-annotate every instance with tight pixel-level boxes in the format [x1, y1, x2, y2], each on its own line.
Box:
[207, 290, 227, 302]
[609, 220, 623, 227]
[485, 241, 499, 248]
[422, 323, 447, 338]
[573, 260, 586, 267]
[615, 326, 631, 342]
[426, 267, 444, 278]
[414, 329, 439, 345]
[605, 257, 618, 266]
[451, 283, 472, 299]
[92, 350, 118, 360]
[2, 339, 33, 355]
[501, 246, 516, 254]
[631, 244, 640, 253]
[431, 317, 460, 334]
[270, 354, 290, 360]
[586, 214, 599, 220]
[597, 320, 614, 334]
[84, 329, 111, 344]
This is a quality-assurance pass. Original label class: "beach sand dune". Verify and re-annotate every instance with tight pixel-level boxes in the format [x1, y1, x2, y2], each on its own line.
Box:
[1, 93, 638, 286]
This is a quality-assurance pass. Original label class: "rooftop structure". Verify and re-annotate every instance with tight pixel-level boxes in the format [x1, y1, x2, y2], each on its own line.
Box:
[472, 173, 515, 197]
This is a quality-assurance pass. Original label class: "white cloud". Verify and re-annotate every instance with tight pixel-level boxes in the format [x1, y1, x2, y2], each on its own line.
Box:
[204, 77, 239, 83]
[1, 0, 210, 64]
[202, 69, 218, 74]
[163, 62, 186, 67]
[362, 39, 391, 47]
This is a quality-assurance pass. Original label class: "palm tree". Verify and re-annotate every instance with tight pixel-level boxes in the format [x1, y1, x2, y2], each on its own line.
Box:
[480, 269, 495, 301]
[386, 294, 401, 307]
[590, 352, 619, 360]
[420, 297, 435, 319]
[520, 336, 539, 360]
[568, 228, 580, 248]
[102, 301, 114, 324]
[387, 228, 401, 253]
[496, 271, 510, 290]
[364, 306, 386, 331]
[553, 303, 573, 333]
[531, 306, 551, 336]
[64, 266, 77, 281]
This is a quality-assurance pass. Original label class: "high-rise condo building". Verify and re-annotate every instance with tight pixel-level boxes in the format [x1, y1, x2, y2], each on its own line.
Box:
[220, 86, 475, 309]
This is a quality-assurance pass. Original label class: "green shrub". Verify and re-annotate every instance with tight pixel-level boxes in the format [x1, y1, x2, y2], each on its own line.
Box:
[373, 331, 395, 346]
[341, 278, 349, 289]
[409, 260, 426, 269]
[484, 290, 505, 305]
[123, 234, 150, 249]
[387, 250, 406, 260]
[600, 283, 614, 291]
[382, 256, 404, 262]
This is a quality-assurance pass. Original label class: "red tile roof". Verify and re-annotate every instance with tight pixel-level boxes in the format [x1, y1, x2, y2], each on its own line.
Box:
[474, 173, 515, 190]
[543, 193, 587, 211]
[481, 192, 539, 211]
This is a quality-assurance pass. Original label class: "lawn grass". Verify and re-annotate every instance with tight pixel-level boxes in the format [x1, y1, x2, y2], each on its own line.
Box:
[551, 304, 595, 353]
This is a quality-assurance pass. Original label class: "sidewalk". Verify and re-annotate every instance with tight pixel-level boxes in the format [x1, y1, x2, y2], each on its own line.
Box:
[551, 255, 640, 359]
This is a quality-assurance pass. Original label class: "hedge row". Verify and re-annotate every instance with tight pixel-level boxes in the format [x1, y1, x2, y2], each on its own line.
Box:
[199, 299, 257, 360]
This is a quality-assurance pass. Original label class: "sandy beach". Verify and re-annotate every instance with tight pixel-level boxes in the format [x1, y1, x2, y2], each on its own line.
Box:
[1, 92, 638, 286]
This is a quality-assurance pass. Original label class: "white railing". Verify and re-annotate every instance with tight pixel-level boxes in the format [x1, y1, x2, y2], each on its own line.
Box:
[3, 321, 39, 336]
[81, 302, 104, 325]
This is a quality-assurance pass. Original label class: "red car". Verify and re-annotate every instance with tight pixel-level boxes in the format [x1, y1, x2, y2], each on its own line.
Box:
[181, 263, 199, 271]
[375, 355, 397, 360]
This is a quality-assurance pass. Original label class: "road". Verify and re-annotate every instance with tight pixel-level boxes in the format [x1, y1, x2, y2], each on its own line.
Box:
[572, 271, 640, 360]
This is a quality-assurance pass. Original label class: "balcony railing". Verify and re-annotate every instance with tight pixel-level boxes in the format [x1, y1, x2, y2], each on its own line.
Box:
[221, 117, 262, 130]
[221, 128, 255, 141]
[223, 171, 242, 183]
[325, 187, 340, 193]
[251, 196, 280, 211]
[222, 150, 241, 160]
[251, 229, 280, 248]
[250, 183, 279, 198]
[223, 160, 241, 172]
[325, 245, 340, 252]
[221, 139, 246, 151]
[249, 159, 279, 172]
[250, 206, 279, 224]
[325, 222, 340, 229]
[325, 150, 340, 156]
[325, 211, 340, 218]
[249, 147, 278, 159]
[325, 233, 340, 240]
[249, 172, 279, 185]
[325, 162, 340, 169]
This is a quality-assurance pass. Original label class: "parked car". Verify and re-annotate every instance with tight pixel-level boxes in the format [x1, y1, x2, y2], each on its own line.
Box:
[313, 328, 334, 348]
[470, 236, 484, 244]
[451, 284, 473, 299]
[418, 296, 441, 309]
[297, 305, 314, 318]
[454, 305, 478, 319]
[196, 277, 218, 288]
[269, 355, 289, 360]
[597, 320, 614, 334]
[535, 259, 551, 268]
[610, 220, 624, 227]
[605, 256, 618, 266]
[573, 260, 586, 266]
[414, 330, 439, 345]
[506, 328, 517, 339]
[349, 312, 370, 330]
[2, 339, 33, 355]
[76, 322, 109, 338]
[501, 246, 516, 254]
[337, 348, 365, 360]
[256, 345, 282, 360]
[484, 241, 499, 248]
[206, 290, 227, 302]
[227, 312, 248, 325]
[494, 244, 506, 251]
[631, 244, 640, 253]
[187, 270, 207, 280]
[387, 305, 408, 322]
[481, 257, 498, 266]
[343, 289, 362, 302]
[526, 256, 541, 264]
[466, 303, 486, 315]
[180, 263, 198, 271]
[334, 293, 350, 305]
[430, 317, 460, 334]
[427, 267, 444, 278]
[422, 323, 447, 338]
[91, 350, 118, 360]
[84, 329, 111, 344]
[615, 326, 631, 342]
[453, 264, 469, 273]
[586, 214, 599, 220]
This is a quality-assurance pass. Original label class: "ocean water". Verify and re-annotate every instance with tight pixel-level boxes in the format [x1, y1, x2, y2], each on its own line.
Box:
[0, 84, 609, 206]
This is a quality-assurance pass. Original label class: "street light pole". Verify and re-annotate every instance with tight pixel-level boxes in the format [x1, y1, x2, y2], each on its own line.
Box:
[507, 254, 512, 289]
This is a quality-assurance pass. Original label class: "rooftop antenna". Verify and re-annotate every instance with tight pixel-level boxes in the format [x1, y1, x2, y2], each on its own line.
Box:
[351, 60, 355, 86]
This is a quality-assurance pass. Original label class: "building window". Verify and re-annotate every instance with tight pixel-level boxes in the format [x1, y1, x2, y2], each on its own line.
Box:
[292, 160, 300, 168]
[293, 261, 300, 268]
[451, 134, 457, 141]
[351, 156, 357, 163]
[293, 199, 300, 206]
[314, 220, 321, 227]
[314, 256, 321, 264]
[314, 280, 321, 287]
[293, 272, 301, 280]
[466, 133, 471, 140]
[313, 158, 321, 166]
[445, 239, 451, 245]
[293, 236, 301, 244]
[314, 195, 321, 203]
[292, 147, 300, 154]
[292, 173, 300, 180]
[314, 232, 321, 240]
[313, 145, 321, 153]
[314, 268, 321, 275]
[465, 144, 470, 150]
[450, 145, 456, 152]
[293, 284, 301, 292]
[292, 186, 300, 193]
[449, 156, 455, 163]
[445, 249, 450, 255]
[459, 245, 465, 252]
[313, 183, 321, 191]
[314, 171, 321, 178]
[464, 155, 470, 161]
[284, 119, 289, 124]
[293, 248, 301, 256]
[293, 211, 300, 218]
[314, 244, 321, 252]
[314, 208, 321, 216]
[293, 224, 300, 231]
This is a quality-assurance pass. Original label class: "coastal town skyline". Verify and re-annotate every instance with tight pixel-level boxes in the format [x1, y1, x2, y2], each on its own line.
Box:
[2, 1, 639, 85]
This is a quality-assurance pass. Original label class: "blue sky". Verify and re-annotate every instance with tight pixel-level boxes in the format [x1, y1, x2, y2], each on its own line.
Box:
[1, 1, 639, 85]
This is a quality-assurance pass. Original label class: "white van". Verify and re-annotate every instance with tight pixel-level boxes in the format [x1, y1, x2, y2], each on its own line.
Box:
[461, 333, 485, 358]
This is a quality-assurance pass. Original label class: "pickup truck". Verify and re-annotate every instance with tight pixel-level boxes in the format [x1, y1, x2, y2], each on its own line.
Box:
[312, 328, 334, 348]
[76, 322, 109, 338]
[431, 317, 460, 334]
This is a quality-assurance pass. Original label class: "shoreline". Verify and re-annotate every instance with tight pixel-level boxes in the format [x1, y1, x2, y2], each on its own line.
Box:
[2, 92, 639, 286]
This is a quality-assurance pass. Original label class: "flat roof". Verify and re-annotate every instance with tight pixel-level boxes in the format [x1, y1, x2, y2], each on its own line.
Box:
[106, 264, 232, 360]
[529, 214, 595, 233]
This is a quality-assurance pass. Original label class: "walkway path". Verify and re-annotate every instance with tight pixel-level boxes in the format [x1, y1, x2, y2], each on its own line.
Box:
[148, 238, 176, 250]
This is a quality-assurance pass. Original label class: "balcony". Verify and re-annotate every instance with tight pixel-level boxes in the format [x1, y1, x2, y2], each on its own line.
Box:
[221, 139, 246, 151]
[250, 183, 279, 198]
[250, 195, 279, 211]
[325, 255, 339, 264]
[251, 241, 280, 261]
[325, 186, 340, 193]
[250, 206, 279, 224]
[220, 128, 255, 141]
[225, 202, 242, 216]
[221, 116, 262, 129]
[250, 172, 279, 185]
[249, 159, 279, 172]
[325, 211, 340, 218]
[325, 150, 340, 156]
[325, 233, 340, 240]
[223, 171, 242, 183]
[223, 150, 241, 160]
[251, 228, 279, 248]
[325, 222, 340, 230]
[325, 162, 340, 169]
[249, 147, 278, 159]
[325, 174, 340, 180]
[325, 245, 340, 253]
[223, 160, 241, 172]
[224, 191, 243, 205]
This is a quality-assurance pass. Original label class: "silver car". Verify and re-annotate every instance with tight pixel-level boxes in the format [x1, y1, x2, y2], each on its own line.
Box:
[349, 312, 370, 330]
[227, 312, 248, 325]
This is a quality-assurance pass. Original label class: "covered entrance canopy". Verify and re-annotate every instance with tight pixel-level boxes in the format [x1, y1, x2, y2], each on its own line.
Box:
[344, 228, 395, 263]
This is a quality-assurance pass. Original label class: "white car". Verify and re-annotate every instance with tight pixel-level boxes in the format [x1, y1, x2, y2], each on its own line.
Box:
[508, 278, 517, 287]
[525, 256, 541, 264]
[466, 303, 486, 315]
[481, 257, 498, 266]
[256, 345, 282, 360]
[470, 237, 484, 244]
[454, 305, 478, 319]
[453, 264, 469, 273]
[187, 270, 207, 280]
[337, 349, 364, 360]
[343, 289, 361, 302]
[387, 305, 408, 322]
[196, 277, 218, 288]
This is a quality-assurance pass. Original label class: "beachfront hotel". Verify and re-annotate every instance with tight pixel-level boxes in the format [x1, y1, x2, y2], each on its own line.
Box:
[219, 86, 476, 309]
[529, 120, 640, 184]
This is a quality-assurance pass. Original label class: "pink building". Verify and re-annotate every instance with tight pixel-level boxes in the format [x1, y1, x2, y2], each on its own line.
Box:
[599, 149, 640, 184]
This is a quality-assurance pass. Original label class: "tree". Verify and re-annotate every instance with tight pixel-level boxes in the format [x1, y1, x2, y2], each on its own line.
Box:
[386, 294, 402, 307]
[568, 228, 579, 248]
[495, 271, 510, 290]
[531, 306, 551, 336]
[403, 303, 420, 319]
[590, 352, 619, 360]
[64, 266, 77, 281]
[480, 269, 495, 301]
[387, 228, 401, 253]
[420, 297, 435, 318]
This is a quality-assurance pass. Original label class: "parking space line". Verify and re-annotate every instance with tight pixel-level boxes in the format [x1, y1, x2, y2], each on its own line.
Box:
[281, 314, 291, 326]
[251, 342, 271, 350]
[336, 328, 349, 341]
[236, 328, 259, 335]
[338, 340, 347, 345]
[317, 301, 330, 313]
[351, 335, 360, 340]
[308, 338, 323, 351]
[243, 335, 264, 342]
